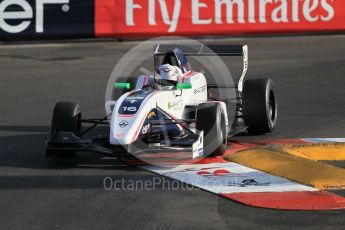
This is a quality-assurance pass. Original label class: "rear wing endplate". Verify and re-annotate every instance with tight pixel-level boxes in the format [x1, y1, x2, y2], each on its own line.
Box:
[154, 44, 248, 92]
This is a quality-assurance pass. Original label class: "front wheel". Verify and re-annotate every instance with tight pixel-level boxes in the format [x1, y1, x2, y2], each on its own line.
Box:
[242, 78, 277, 134]
[47, 102, 82, 158]
[196, 102, 227, 157]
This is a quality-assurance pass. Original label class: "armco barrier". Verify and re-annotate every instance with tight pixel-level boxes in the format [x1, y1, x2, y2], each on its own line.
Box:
[1, 0, 345, 41]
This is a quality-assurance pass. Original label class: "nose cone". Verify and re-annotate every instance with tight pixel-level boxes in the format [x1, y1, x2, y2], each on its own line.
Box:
[110, 90, 151, 145]
[110, 116, 136, 145]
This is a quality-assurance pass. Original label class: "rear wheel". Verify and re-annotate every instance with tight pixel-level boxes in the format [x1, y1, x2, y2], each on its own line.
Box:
[242, 78, 277, 134]
[47, 102, 82, 158]
[196, 102, 227, 157]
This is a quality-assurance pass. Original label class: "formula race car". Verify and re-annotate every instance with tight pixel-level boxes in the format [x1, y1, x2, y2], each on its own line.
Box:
[46, 44, 277, 159]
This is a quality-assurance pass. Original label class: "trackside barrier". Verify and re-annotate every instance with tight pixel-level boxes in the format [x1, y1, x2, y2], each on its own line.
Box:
[0, 0, 94, 41]
[1, 0, 345, 41]
[95, 0, 345, 37]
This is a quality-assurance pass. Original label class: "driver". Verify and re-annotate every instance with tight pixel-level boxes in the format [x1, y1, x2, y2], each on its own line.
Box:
[155, 64, 183, 90]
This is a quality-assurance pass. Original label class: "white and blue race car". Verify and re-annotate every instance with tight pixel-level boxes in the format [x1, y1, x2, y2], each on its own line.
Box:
[46, 44, 277, 159]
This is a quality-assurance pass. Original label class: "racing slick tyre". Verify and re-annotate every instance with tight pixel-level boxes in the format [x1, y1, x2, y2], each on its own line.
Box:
[196, 102, 227, 157]
[242, 78, 277, 134]
[48, 102, 82, 158]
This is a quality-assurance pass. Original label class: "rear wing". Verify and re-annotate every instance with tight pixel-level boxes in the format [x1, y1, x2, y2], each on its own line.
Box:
[154, 44, 248, 92]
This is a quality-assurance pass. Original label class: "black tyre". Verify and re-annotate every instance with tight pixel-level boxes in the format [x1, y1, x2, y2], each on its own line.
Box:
[242, 78, 277, 134]
[51, 102, 82, 135]
[196, 102, 227, 157]
[49, 102, 82, 158]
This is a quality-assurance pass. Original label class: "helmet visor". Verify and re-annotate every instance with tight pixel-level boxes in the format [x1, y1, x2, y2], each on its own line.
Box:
[154, 79, 177, 89]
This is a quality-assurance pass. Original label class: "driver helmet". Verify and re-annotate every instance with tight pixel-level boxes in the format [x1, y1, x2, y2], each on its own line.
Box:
[155, 64, 182, 90]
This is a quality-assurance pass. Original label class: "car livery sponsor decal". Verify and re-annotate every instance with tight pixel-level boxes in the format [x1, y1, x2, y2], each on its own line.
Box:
[192, 131, 203, 158]
[167, 99, 183, 111]
[119, 120, 128, 128]
[147, 111, 156, 119]
[141, 123, 150, 134]
[194, 85, 206, 94]
[115, 133, 125, 138]
[197, 148, 203, 156]
[119, 90, 151, 115]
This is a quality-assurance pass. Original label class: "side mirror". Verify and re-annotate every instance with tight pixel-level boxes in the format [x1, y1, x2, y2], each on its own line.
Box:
[176, 83, 192, 89]
[113, 82, 131, 90]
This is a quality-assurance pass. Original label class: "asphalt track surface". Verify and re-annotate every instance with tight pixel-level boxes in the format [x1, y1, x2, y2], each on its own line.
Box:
[0, 35, 345, 230]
